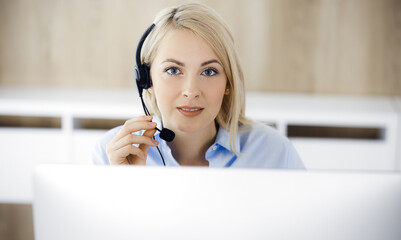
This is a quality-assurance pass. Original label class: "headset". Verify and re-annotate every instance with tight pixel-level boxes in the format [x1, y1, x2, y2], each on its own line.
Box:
[134, 24, 176, 165]
[134, 24, 154, 98]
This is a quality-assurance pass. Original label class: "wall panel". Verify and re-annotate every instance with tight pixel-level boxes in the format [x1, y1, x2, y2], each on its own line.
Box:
[0, 0, 400, 94]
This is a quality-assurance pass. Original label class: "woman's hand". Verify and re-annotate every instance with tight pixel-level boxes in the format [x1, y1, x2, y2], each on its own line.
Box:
[106, 115, 159, 165]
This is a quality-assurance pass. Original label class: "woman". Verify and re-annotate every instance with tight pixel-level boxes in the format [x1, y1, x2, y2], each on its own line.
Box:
[92, 3, 305, 169]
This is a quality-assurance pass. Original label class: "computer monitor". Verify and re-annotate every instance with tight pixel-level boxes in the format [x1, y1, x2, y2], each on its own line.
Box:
[33, 165, 401, 240]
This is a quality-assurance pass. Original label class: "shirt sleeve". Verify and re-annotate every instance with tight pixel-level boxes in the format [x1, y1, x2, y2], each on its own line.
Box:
[91, 126, 123, 165]
[285, 139, 306, 169]
[91, 137, 109, 165]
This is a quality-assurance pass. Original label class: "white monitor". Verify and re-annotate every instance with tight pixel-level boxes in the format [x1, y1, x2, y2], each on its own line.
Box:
[33, 165, 401, 240]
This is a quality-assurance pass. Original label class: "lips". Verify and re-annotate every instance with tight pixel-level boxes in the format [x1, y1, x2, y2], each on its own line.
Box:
[177, 106, 204, 117]
[180, 107, 202, 111]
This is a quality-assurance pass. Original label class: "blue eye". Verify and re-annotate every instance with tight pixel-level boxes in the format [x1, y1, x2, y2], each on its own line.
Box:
[202, 68, 218, 76]
[165, 67, 181, 75]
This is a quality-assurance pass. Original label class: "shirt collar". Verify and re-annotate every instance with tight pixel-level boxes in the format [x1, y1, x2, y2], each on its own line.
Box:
[214, 125, 241, 154]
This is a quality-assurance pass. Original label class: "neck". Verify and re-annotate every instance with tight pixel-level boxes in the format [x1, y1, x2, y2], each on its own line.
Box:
[167, 123, 217, 166]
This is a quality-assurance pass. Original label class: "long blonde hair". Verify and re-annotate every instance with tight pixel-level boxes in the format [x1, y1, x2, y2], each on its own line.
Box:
[141, 3, 252, 153]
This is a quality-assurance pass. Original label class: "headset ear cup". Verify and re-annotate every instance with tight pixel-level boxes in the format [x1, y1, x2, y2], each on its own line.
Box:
[134, 65, 144, 95]
[134, 65, 140, 84]
[142, 64, 152, 89]
[134, 64, 151, 91]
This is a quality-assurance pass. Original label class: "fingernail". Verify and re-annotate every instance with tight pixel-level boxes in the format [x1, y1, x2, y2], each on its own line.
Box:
[145, 115, 152, 120]
[152, 139, 158, 146]
[148, 122, 156, 126]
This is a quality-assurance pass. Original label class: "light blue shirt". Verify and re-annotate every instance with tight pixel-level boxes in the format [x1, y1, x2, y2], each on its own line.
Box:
[92, 121, 305, 169]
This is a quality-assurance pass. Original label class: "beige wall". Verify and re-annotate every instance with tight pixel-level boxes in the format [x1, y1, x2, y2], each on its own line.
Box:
[0, 0, 400, 95]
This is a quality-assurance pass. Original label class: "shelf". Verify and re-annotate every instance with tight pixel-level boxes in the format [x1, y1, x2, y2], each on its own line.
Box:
[0, 87, 400, 203]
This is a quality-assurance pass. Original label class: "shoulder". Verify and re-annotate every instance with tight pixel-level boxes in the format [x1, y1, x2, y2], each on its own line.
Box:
[91, 125, 123, 165]
[239, 122, 285, 144]
[238, 123, 305, 169]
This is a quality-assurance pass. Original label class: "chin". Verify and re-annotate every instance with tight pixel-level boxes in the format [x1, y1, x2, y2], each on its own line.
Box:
[164, 114, 216, 134]
[175, 123, 203, 133]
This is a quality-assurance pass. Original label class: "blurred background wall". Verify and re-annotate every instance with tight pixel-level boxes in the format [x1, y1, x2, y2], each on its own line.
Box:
[0, 0, 400, 95]
[0, 0, 400, 240]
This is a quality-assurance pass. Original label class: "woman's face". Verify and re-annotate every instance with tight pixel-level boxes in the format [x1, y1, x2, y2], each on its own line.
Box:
[150, 29, 228, 135]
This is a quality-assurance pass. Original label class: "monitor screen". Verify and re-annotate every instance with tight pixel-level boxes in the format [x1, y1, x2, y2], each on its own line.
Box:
[33, 165, 401, 240]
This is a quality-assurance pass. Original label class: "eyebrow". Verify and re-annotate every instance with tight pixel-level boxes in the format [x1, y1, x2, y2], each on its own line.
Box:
[161, 58, 222, 67]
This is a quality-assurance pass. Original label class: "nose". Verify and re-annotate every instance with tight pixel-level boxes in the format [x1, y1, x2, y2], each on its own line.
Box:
[182, 76, 201, 99]
[183, 89, 200, 99]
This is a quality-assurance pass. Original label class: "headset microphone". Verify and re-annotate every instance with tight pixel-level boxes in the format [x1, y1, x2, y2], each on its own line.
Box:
[134, 24, 175, 143]
[155, 127, 175, 142]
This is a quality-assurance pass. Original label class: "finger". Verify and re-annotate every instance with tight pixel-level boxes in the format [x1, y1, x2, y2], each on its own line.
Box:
[112, 117, 157, 143]
[111, 132, 158, 151]
[139, 128, 158, 156]
[108, 145, 147, 164]
[128, 115, 153, 123]
[120, 117, 156, 136]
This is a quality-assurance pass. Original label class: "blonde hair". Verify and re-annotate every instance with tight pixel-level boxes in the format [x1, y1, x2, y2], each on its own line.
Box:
[141, 3, 252, 153]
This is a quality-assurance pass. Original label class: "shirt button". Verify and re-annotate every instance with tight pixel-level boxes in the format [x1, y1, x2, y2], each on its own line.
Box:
[212, 145, 218, 151]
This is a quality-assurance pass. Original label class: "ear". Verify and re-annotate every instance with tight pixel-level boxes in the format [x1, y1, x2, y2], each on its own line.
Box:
[148, 87, 153, 94]
[224, 86, 230, 95]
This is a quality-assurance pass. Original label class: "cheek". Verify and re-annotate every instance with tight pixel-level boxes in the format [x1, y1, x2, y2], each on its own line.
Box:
[211, 88, 225, 102]
[152, 78, 176, 111]
[205, 81, 227, 107]
[211, 78, 227, 98]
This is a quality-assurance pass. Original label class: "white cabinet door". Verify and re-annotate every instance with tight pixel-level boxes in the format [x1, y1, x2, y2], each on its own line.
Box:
[0, 128, 66, 203]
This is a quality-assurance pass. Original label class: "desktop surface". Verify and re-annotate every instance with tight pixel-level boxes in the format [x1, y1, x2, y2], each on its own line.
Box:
[33, 165, 401, 240]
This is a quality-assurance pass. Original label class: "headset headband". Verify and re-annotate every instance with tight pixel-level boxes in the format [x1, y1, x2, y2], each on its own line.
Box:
[135, 24, 155, 67]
